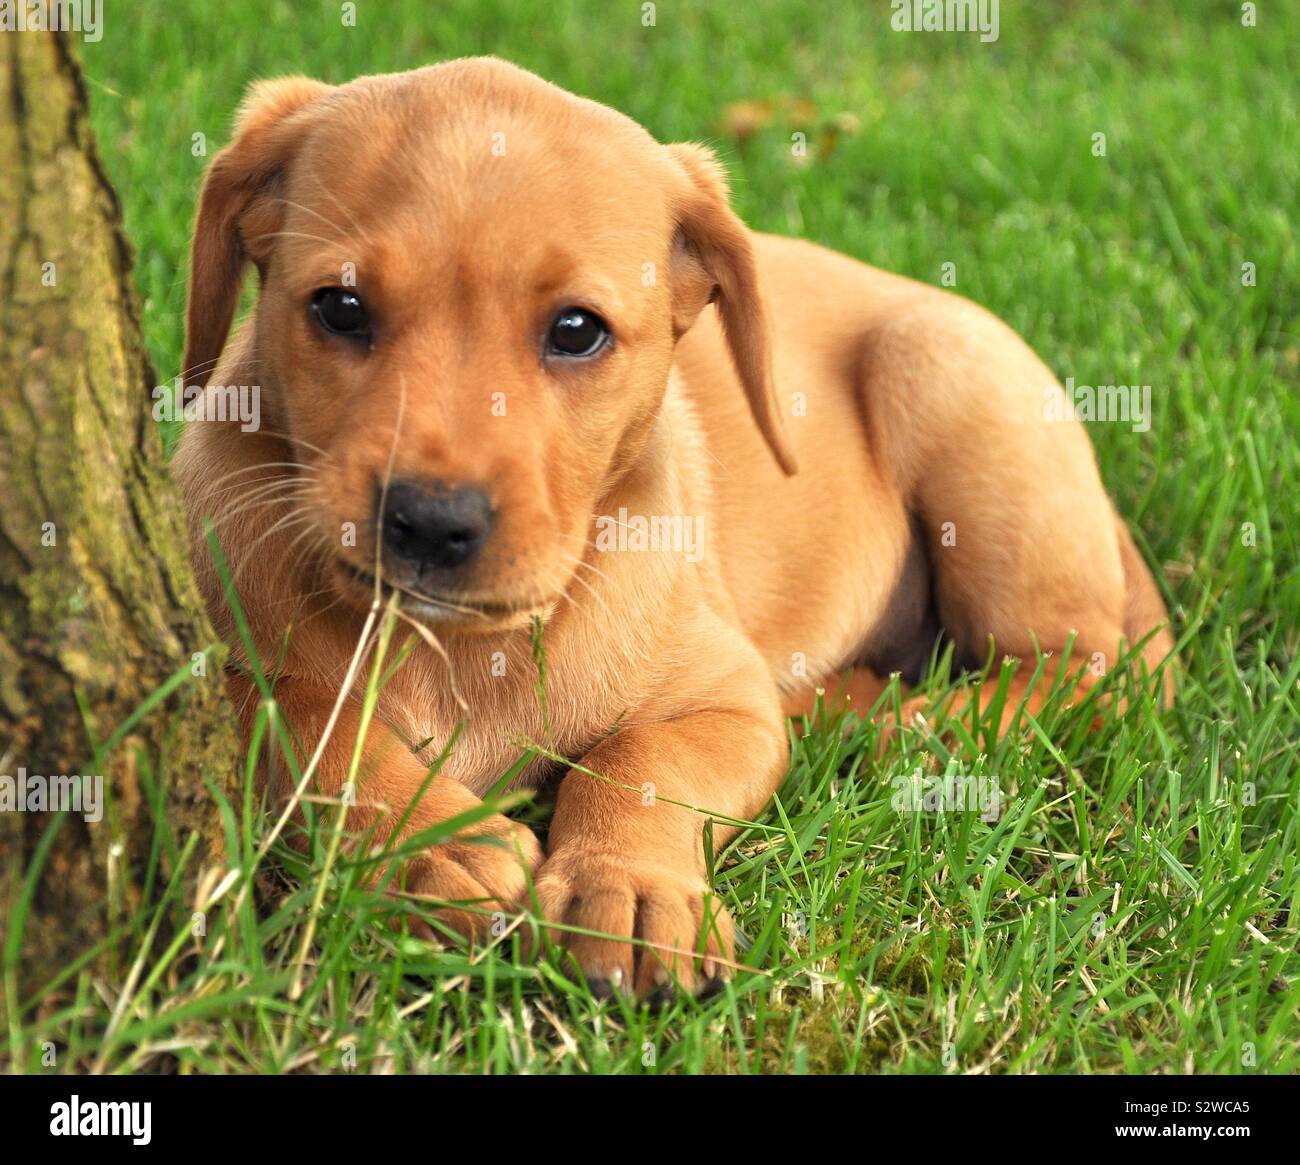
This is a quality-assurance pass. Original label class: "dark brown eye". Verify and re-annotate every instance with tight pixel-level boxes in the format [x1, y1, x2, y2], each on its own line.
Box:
[547, 308, 609, 357]
[311, 287, 369, 337]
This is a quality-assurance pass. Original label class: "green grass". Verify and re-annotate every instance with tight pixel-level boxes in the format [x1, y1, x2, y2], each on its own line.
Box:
[13, 0, 1299, 1073]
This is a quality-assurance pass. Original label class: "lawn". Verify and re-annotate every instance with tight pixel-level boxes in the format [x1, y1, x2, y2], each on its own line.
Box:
[15, 0, 1298, 1073]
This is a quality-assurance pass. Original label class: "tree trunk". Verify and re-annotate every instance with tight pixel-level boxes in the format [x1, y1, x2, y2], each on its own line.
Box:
[0, 32, 237, 1008]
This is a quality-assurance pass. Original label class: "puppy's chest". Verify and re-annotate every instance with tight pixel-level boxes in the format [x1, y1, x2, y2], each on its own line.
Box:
[381, 637, 636, 798]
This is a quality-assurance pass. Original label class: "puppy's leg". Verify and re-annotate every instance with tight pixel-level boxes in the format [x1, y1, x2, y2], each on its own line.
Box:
[781, 667, 892, 722]
[236, 675, 543, 938]
[862, 297, 1174, 737]
[535, 640, 787, 998]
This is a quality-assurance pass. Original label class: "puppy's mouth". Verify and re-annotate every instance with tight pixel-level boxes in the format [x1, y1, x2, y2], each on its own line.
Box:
[337, 562, 548, 626]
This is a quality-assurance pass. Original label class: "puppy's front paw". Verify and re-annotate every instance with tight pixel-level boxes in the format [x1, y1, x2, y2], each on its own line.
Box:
[402, 815, 543, 941]
[534, 848, 734, 1001]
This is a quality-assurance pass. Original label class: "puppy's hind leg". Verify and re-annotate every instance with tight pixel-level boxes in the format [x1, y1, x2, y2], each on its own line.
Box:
[781, 667, 893, 723]
[859, 296, 1174, 738]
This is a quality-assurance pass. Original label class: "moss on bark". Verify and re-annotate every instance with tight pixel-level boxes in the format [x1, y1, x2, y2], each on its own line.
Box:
[0, 31, 238, 1007]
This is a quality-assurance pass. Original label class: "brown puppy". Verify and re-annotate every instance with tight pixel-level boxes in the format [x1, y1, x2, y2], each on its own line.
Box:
[174, 58, 1174, 998]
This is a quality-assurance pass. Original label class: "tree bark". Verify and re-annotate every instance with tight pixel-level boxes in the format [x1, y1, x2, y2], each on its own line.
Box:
[0, 32, 237, 1008]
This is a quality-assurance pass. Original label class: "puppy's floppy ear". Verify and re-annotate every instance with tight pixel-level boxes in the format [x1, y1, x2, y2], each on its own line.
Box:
[667, 143, 797, 476]
[183, 76, 332, 388]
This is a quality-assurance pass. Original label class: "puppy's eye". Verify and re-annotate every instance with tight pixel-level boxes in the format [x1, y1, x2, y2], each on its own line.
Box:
[311, 287, 370, 337]
[547, 308, 609, 358]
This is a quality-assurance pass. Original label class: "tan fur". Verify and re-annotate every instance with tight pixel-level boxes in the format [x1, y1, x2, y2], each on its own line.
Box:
[175, 59, 1174, 997]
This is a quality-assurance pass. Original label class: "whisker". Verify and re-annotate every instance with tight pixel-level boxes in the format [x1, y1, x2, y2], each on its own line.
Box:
[211, 487, 316, 530]
[231, 517, 320, 585]
[207, 460, 308, 479]
[230, 520, 321, 592]
[171, 356, 265, 384]
[263, 230, 351, 249]
[306, 174, 376, 251]
[267, 196, 349, 241]
[204, 472, 309, 506]
[204, 474, 315, 516]
[279, 522, 334, 572]
[573, 553, 617, 587]
[255, 429, 334, 461]
[564, 566, 614, 619]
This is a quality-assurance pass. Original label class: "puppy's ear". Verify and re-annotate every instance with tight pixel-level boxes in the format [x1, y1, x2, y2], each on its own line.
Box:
[183, 76, 332, 388]
[667, 143, 797, 476]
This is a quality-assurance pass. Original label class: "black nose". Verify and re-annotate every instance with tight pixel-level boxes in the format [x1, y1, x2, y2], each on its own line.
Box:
[379, 480, 494, 574]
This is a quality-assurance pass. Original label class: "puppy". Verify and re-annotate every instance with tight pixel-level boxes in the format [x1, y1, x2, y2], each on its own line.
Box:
[175, 58, 1174, 998]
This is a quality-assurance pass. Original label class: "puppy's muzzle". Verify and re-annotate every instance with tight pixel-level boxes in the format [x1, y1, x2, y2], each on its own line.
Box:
[379, 479, 494, 577]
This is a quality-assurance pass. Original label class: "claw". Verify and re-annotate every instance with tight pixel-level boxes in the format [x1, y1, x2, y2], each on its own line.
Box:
[697, 976, 727, 1001]
[645, 983, 676, 1013]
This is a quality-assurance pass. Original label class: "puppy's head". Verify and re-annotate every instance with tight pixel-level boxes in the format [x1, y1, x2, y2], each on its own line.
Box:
[185, 58, 795, 630]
